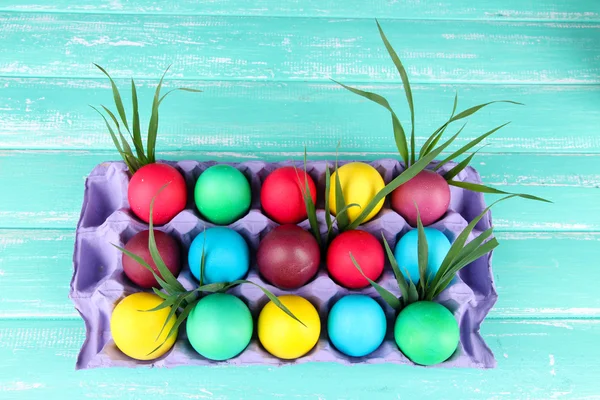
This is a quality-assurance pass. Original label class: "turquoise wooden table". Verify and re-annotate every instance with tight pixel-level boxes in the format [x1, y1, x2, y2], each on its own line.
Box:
[1, 1, 600, 398]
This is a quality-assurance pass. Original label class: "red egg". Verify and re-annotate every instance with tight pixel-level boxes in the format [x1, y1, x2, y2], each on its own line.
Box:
[326, 230, 384, 289]
[260, 166, 317, 224]
[128, 163, 187, 225]
[122, 230, 181, 289]
[391, 170, 450, 227]
[257, 224, 321, 289]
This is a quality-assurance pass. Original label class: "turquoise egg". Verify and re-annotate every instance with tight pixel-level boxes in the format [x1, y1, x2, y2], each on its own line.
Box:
[327, 295, 387, 357]
[188, 227, 249, 283]
[187, 293, 253, 361]
[393, 228, 451, 284]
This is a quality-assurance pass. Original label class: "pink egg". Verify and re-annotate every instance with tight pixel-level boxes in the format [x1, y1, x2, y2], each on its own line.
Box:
[391, 170, 450, 226]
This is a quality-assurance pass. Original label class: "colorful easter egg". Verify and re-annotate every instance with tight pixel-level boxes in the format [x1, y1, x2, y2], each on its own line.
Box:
[391, 170, 450, 226]
[122, 229, 181, 289]
[187, 293, 253, 361]
[394, 301, 459, 366]
[194, 165, 251, 225]
[128, 163, 187, 225]
[257, 224, 320, 289]
[326, 230, 384, 289]
[258, 295, 321, 359]
[188, 227, 250, 284]
[394, 228, 451, 284]
[329, 162, 385, 224]
[328, 295, 387, 357]
[110, 292, 177, 361]
[261, 166, 317, 224]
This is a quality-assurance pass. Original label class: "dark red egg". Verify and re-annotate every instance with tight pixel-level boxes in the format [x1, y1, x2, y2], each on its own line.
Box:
[391, 170, 450, 227]
[128, 163, 187, 225]
[326, 230, 384, 289]
[122, 230, 181, 289]
[260, 166, 317, 224]
[257, 224, 320, 289]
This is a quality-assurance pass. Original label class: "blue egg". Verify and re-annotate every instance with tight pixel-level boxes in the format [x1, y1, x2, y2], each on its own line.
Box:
[188, 227, 249, 284]
[327, 295, 387, 357]
[394, 228, 451, 284]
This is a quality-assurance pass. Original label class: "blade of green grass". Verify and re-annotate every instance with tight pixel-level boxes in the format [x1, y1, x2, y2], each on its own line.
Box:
[112, 244, 174, 292]
[95, 64, 131, 133]
[199, 229, 207, 286]
[429, 238, 499, 300]
[350, 253, 401, 310]
[334, 156, 350, 231]
[448, 181, 552, 203]
[419, 93, 458, 160]
[147, 66, 171, 163]
[89, 106, 135, 171]
[152, 288, 169, 300]
[148, 185, 187, 292]
[429, 195, 517, 294]
[333, 79, 408, 165]
[154, 292, 186, 340]
[100, 105, 139, 168]
[234, 280, 305, 327]
[324, 164, 333, 242]
[147, 299, 195, 356]
[434, 122, 510, 170]
[299, 151, 321, 246]
[416, 209, 428, 295]
[130, 79, 147, 163]
[376, 20, 415, 165]
[159, 88, 202, 105]
[443, 145, 487, 181]
[381, 233, 409, 301]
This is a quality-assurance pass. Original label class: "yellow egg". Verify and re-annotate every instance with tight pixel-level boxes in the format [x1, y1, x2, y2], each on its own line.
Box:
[329, 162, 385, 223]
[110, 292, 177, 361]
[258, 295, 321, 359]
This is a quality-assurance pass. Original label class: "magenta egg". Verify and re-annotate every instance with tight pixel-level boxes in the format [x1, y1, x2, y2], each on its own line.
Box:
[391, 170, 450, 226]
[122, 230, 181, 289]
[257, 224, 320, 289]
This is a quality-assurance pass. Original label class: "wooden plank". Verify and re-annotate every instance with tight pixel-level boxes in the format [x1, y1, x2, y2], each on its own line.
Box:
[2, 229, 600, 319]
[0, 151, 597, 230]
[2, 0, 599, 21]
[2, 79, 600, 153]
[0, 318, 597, 398]
[0, 14, 599, 83]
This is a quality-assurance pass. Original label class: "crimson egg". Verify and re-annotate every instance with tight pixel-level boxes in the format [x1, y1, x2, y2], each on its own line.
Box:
[326, 230, 384, 289]
[260, 166, 317, 224]
[391, 170, 450, 226]
[257, 224, 320, 289]
[128, 163, 187, 225]
[122, 229, 181, 288]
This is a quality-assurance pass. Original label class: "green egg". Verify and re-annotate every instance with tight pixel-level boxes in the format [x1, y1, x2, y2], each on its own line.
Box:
[394, 301, 459, 366]
[187, 293, 253, 361]
[194, 165, 252, 225]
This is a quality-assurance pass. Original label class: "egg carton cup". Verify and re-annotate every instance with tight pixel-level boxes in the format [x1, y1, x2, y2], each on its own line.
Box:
[70, 159, 497, 370]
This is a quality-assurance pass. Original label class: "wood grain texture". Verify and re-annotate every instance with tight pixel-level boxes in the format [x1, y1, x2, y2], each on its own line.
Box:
[2, 0, 599, 21]
[2, 229, 599, 319]
[0, 14, 599, 83]
[0, 151, 596, 230]
[0, 319, 597, 399]
[2, 79, 600, 153]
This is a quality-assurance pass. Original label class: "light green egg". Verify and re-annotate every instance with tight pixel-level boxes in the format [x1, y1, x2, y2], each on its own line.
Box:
[187, 293, 253, 361]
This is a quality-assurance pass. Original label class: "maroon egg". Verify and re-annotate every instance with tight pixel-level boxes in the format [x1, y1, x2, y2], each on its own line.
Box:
[122, 230, 181, 289]
[257, 224, 321, 289]
[391, 170, 450, 226]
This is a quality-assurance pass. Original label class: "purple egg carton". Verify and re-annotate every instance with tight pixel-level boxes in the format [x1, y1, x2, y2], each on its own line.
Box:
[70, 159, 497, 369]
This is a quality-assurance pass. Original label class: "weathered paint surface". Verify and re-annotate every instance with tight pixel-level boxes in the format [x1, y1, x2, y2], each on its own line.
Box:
[0, 1, 598, 398]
